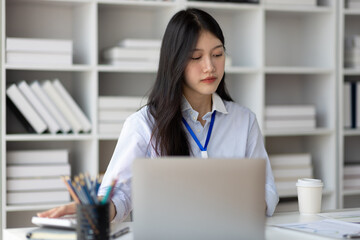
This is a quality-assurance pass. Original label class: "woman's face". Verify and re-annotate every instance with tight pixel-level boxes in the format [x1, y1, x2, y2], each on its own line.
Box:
[183, 30, 225, 99]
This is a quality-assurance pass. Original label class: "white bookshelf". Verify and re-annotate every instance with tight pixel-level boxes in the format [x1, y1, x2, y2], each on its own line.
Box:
[263, 0, 337, 212]
[338, 0, 360, 209]
[0, 0, 339, 234]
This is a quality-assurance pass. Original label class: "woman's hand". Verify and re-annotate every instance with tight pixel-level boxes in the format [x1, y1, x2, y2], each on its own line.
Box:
[37, 202, 76, 218]
[37, 200, 116, 222]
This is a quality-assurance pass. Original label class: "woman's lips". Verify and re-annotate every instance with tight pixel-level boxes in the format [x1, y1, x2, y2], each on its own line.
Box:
[201, 77, 216, 83]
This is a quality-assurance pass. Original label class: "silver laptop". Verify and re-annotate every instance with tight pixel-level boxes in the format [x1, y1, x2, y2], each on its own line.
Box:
[132, 157, 266, 240]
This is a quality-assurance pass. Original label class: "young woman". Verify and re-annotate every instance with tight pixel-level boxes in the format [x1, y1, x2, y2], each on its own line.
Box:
[38, 8, 279, 222]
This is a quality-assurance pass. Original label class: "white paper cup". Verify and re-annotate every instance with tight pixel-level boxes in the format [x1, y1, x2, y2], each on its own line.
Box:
[296, 178, 323, 214]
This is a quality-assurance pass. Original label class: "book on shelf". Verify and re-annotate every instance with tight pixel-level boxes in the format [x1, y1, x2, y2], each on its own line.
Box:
[269, 153, 312, 168]
[6, 52, 72, 66]
[18, 81, 61, 134]
[344, 82, 352, 128]
[273, 166, 313, 179]
[6, 37, 72, 53]
[98, 96, 148, 110]
[53, 79, 91, 133]
[344, 35, 360, 68]
[103, 47, 160, 61]
[98, 110, 134, 122]
[263, 0, 316, 6]
[7, 164, 70, 178]
[7, 177, 67, 191]
[42, 80, 83, 133]
[348, 0, 360, 9]
[265, 105, 316, 118]
[343, 82, 359, 128]
[7, 149, 68, 165]
[118, 38, 162, 49]
[30, 81, 71, 133]
[344, 164, 360, 176]
[6, 84, 48, 134]
[7, 97, 36, 133]
[106, 59, 159, 68]
[26, 227, 76, 240]
[98, 122, 124, 134]
[265, 119, 316, 129]
[351, 82, 357, 128]
[343, 177, 360, 189]
[7, 190, 70, 205]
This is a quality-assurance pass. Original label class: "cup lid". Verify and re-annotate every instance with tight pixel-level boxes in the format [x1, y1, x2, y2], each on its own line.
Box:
[296, 178, 323, 187]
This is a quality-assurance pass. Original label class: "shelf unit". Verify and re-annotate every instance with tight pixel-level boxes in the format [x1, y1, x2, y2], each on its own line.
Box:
[0, 0, 339, 234]
[338, 0, 360, 208]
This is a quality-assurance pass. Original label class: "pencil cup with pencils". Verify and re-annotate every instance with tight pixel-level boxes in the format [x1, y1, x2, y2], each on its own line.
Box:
[76, 202, 110, 240]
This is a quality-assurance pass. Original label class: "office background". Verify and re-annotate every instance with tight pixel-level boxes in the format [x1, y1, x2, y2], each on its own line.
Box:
[0, 0, 359, 236]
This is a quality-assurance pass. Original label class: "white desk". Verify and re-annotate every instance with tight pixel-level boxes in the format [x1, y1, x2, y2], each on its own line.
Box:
[2, 211, 342, 240]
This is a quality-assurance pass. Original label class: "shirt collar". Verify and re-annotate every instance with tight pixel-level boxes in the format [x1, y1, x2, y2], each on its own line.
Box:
[181, 93, 228, 115]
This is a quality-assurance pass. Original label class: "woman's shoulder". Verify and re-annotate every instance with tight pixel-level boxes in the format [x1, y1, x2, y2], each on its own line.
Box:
[126, 105, 153, 125]
[223, 100, 256, 119]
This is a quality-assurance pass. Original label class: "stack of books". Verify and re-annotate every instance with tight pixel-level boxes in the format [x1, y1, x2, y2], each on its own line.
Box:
[348, 0, 360, 8]
[269, 153, 313, 196]
[265, 105, 316, 130]
[102, 38, 161, 68]
[344, 164, 360, 189]
[6, 149, 71, 205]
[264, 0, 316, 7]
[344, 35, 360, 68]
[98, 96, 148, 134]
[6, 37, 72, 66]
[6, 79, 92, 134]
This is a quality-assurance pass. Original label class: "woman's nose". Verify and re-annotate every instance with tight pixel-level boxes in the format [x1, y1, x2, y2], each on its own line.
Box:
[203, 56, 215, 73]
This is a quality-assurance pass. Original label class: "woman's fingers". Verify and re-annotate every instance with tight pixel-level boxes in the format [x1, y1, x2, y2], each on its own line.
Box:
[37, 202, 76, 218]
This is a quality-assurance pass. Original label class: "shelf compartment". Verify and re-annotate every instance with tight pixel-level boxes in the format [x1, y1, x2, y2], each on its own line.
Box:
[265, 74, 335, 129]
[97, 3, 176, 65]
[266, 135, 336, 197]
[5, 69, 95, 134]
[265, 11, 335, 68]
[189, 6, 262, 68]
[6, 0, 95, 65]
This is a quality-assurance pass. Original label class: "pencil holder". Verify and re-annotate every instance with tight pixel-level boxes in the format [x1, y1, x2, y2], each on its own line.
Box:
[76, 203, 110, 240]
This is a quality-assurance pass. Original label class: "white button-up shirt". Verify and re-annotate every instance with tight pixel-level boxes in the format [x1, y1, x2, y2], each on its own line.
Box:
[98, 93, 279, 222]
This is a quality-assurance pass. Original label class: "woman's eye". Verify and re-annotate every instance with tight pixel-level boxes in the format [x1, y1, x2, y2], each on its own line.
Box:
[213, 53, 223, 57]
[191, 56, 201, 60]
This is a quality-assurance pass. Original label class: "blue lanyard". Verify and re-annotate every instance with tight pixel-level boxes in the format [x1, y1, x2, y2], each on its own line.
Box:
[182, 111, 216, 154]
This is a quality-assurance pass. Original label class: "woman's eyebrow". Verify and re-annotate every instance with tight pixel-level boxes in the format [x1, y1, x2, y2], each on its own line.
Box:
[191, 44, 224, 52]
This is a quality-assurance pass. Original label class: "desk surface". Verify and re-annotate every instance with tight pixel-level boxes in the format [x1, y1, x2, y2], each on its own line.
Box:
[3, 211, 339, 240]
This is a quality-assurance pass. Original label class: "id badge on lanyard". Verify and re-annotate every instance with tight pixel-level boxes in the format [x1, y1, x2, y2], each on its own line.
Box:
[182, 111, 216, 159]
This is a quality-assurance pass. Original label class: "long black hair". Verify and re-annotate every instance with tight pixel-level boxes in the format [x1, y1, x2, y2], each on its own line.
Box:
[147, 8, 233, 156]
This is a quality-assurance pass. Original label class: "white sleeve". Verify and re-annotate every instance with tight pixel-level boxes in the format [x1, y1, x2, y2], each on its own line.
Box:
[246, 116, 279, 217]
[98, 111, 152, 222]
